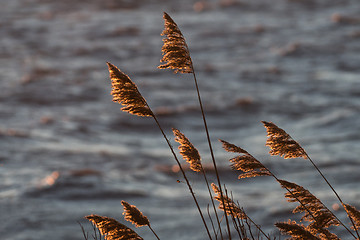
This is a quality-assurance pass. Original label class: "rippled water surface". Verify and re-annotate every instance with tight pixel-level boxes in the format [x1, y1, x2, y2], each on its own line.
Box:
[1, 0, 360, 239]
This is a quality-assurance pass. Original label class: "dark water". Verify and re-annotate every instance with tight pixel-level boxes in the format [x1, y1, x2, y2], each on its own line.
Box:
[1, 0, 360, 239]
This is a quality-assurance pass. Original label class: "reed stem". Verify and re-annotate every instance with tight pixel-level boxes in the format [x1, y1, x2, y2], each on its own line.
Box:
[188, 53, 232, 240]
[305, 153, 360, 239]
[201, 167, 224, 240]
[148, 225, 161, 240]
[268, 168, 357, 239]
[151, 113, 213, 240]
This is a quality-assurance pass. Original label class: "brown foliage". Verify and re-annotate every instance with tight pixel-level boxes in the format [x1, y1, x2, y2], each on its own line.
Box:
[220, 139, 271, 179]
[262, 121, 307, 159]
[278, 179, 339, 228]
[343, 204, 360, 230]
[173, 128, 202, 172]
[85, 214, 143, 240]
[158, 12, 193, 74]
[121, 201, 150, 227]
[276, 220, 320, 240]
[108, 62, 153, 117]
[211, 183, 246, 219]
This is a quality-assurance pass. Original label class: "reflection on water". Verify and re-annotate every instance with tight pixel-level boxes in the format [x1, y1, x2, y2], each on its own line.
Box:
[1, 0, 360, 239]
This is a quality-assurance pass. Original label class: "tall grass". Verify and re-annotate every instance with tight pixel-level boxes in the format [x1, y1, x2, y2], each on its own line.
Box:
[83, 12, 360, 240]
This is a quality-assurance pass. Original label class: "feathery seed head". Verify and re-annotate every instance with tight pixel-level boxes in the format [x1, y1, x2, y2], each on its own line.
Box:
[221, 139, 271, 179]
[158, 12, 193, 74]
[343, 204, 360, 230]
[276, 220, 321, 240]
[262, 121, 307, 159]
[108, 62, 153, 117]
[121, 201, 150, 227]
[211, 183, 246, 219]
[85, 214, 143, 240]
[173, 128, 202, 172]
[278, 179, 340, 228]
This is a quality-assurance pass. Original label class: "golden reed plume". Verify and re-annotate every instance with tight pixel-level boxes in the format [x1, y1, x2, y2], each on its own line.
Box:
[219, 139, 271, 179]
[343, 204, 360, 230]
[121, 201, 150, 227]
[108, 62, 153, 117]
[278, 179, 339, 227]
[262, 121, 307, 159]
[173, 128, 202, 172]
[85, 214, 143, 240]
[158, 12, 193, 74]
[275, 220, 321, 240]
[211, 183, 246, 219]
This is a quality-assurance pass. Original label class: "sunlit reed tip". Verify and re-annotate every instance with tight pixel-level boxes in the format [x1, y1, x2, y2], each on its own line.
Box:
[158, 12, 193, 74]
[107, 62, 153, 117]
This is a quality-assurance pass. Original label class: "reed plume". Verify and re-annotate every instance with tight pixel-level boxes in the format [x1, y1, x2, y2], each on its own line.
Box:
[211, 183, 246, 219]
[86, 11, 360, 240]
[121, 201, 160, 240]
[262, 121, 307, 159]
[219, 139, 271, 179]
[108, 62, 153, 117]
[275, 220, 321, 240]
[173, 128, 202, 172]
[343, 204, 360, 230]
[277, 179, 339, 228]
[263, 121, 359, 238]
[220, 139, 345, 238]
[108, 61, 212, 240]
[173, 128, 226, 239]
[212, 183, 271, 240]
[121, 201, 149, 227]
[159, 12, 231, 239]
[158, 12, 193, 74]
[85, 215, 143, 240]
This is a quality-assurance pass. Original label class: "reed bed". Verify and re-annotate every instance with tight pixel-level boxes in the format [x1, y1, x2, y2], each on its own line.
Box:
[83, 12, 360, 240]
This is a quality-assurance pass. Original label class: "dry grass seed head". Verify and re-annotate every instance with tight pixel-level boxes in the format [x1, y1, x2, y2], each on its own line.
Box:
[275, 220, 321, 240]
[278, 179, 339, 228]
[211, 183, 246, 219]
[107, 62, 153, 117]
[343, 204, 360, 230]
[262, 121, 307, 159]
[121, 201, 150, 227]
[85, 214, 143, 240]
[219, 139, 250, 154]
[158, 12, 193, 74]
[307, 222, 342, 240]
[173, 128, 202, 172]
[220, 139, 271, 179]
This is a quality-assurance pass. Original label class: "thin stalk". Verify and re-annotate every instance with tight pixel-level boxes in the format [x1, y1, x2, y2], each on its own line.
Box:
[224, 189, 244, 240]
[187, 57, 232, 240]
[78, 222, 89, 240]
[267, 167, 357, 239]
[151, 114, 213, 240]
[201, 166, 224, 240]
[305, 153, 360, 239]
[226, 189, 270, 240]
[148, 225, 161, 240]
[207, 205, 219, 240]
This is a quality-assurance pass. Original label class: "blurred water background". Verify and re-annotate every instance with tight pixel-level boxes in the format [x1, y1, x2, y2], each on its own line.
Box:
[1, 0, 360, 239]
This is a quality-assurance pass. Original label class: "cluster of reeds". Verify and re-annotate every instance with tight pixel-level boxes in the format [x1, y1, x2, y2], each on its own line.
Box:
[83, 12, 360, 240]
